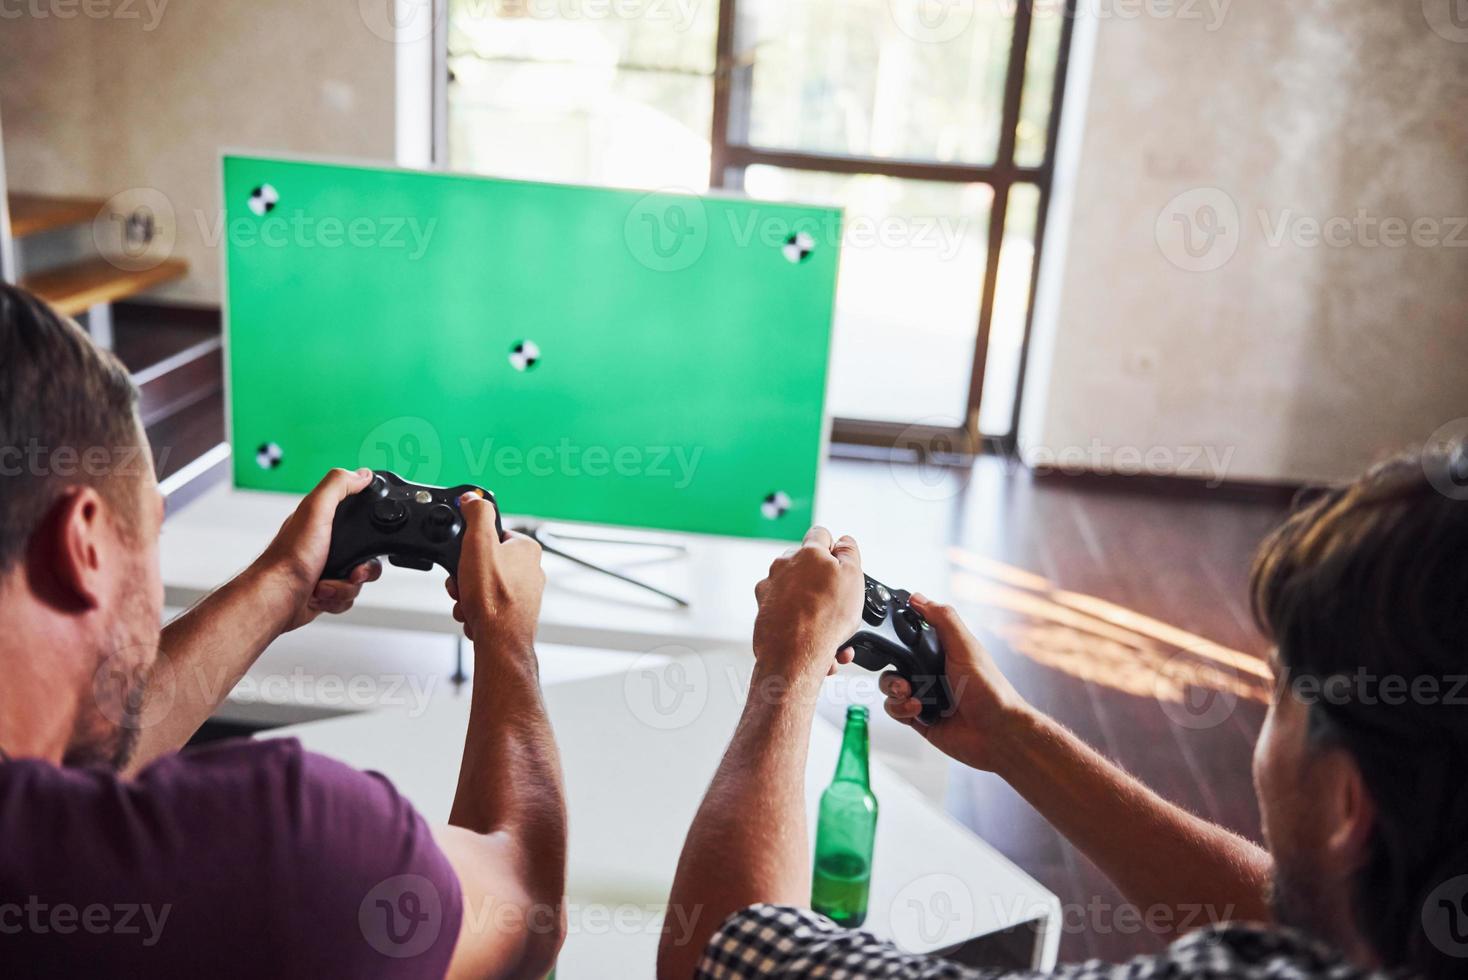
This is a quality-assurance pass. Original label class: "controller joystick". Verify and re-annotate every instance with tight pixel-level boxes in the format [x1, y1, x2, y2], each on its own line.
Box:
[370, 494, 409, 531]
[322, 470, 500, 580]
[862, 580, 890, 625]
[843, 575, 951, 724]
[423, 503, 460, 543]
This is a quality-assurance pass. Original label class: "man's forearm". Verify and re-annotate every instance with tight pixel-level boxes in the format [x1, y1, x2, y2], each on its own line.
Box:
[449, 639, 567, 915]
[127, 565, 299, 774]
[994, 709, 1273, 935]
[658, 667, 822, 980]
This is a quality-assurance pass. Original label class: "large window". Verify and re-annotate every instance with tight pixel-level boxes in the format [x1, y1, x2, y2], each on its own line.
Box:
[446, 0, 1073, 451]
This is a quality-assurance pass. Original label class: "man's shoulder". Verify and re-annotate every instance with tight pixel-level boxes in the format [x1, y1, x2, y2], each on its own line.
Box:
[699, 905, 1391, 980]
[1, 736, 311, 788]
[2, 737, 387, 817]
[0, 736, 430, 872]
[1167, 922, 1388, 978]
[0, 739, 462, 977]
[136, 736, 385, 802]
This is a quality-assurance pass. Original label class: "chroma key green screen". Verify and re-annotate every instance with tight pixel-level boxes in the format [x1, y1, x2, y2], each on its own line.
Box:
[223, 155, 841, 540]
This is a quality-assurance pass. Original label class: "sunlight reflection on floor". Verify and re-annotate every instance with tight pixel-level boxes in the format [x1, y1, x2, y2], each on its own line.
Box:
[947, 548, 1273, 706]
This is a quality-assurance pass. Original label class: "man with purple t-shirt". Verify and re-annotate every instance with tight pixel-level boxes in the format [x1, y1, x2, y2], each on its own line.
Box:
[0, 281, 566, 977]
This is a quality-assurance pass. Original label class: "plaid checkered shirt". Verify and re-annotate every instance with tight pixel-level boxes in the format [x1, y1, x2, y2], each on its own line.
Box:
[694, 904, 1400, 979]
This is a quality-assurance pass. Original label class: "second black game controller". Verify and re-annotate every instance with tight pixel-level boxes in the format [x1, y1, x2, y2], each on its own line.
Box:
[322, 470, 502, 581]
[844, 575, 952, 724]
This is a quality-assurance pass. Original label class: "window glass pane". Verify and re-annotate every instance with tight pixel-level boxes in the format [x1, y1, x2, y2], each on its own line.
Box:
[976, 182, 1040, 435]
[741, 166, 993, 424]
[736, 0, 1015, 165]
[1013, 4, 1064, 167]
[447, 0, 718, 188]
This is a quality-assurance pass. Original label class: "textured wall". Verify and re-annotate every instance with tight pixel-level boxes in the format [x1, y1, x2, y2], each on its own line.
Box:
[1021, 0, 1468, 484]
[0, 1, 398, 303]
[3, 2, 1464, 482]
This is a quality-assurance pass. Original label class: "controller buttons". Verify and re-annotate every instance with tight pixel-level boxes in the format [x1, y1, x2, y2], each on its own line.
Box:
[423, 503, 460, 543]
[892, 604, 925, 647]
[414, 490, 433, 504]
[370, 497, 408, 532]
[846, 639, 883, 673]
[862, 590, 888, 627]
[863, 580, 890, 625]
[368, 474, 390, 497]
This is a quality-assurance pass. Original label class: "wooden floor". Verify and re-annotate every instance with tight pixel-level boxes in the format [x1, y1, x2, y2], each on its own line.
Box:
[939, 459, 1289, 964]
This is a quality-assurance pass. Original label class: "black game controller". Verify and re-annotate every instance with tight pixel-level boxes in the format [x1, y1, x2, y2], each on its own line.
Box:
[322, 471, 501, 581]
[844, 575, 952, 724]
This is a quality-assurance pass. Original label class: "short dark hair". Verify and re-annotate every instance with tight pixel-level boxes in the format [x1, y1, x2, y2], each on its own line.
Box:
[1251, 445, 1468, 979]
[0, 283, 142, 571]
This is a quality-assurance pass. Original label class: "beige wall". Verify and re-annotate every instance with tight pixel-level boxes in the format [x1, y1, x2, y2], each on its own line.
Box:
[0, 1, 398, 303]
[5, 3, 1464, 484]
[1021, 1, 1468, 484]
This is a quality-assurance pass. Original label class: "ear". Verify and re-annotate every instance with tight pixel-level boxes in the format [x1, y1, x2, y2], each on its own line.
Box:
[1321, 748, 1377, 873]
[37, 486, 114, 611]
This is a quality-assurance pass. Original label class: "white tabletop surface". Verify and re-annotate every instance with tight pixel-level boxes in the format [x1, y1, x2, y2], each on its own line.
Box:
[266, 652, 1061, 977]
[164, 482, 791, 653]
[161, 466, 959, 656]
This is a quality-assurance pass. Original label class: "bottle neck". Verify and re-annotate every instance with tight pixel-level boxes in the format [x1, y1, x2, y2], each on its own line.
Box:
[833, 714, 870, 786]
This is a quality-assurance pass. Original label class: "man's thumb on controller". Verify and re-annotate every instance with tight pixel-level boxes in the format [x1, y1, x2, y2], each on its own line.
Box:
[910, 594, 974, 659]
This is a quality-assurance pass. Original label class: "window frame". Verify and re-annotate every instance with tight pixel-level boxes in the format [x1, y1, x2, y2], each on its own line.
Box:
[436, 0, 1076, 457]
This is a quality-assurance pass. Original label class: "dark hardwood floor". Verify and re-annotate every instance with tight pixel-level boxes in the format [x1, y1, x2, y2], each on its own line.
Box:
[942, 460, 1288, 964]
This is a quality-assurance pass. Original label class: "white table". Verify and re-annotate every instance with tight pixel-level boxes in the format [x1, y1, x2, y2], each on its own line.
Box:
[161, 472, 958, 655]
[266, 652, 1062, 977]
[168, 479, 959, 803]
[164, 483, 787, 654]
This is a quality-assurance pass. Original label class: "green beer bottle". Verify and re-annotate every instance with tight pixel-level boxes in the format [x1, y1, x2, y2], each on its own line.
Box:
[811, 705, 878, 926]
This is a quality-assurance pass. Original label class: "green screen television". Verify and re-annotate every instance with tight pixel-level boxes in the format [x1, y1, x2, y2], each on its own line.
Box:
[223, 156, 840, 540]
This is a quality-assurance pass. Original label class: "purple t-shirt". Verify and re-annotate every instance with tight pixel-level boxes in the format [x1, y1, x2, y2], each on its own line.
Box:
[0, 738, 462, 977]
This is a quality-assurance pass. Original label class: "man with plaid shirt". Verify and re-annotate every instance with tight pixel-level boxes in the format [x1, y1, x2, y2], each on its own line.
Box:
[697, 906, 1379, 979]
[657, 449, 1468, 979]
